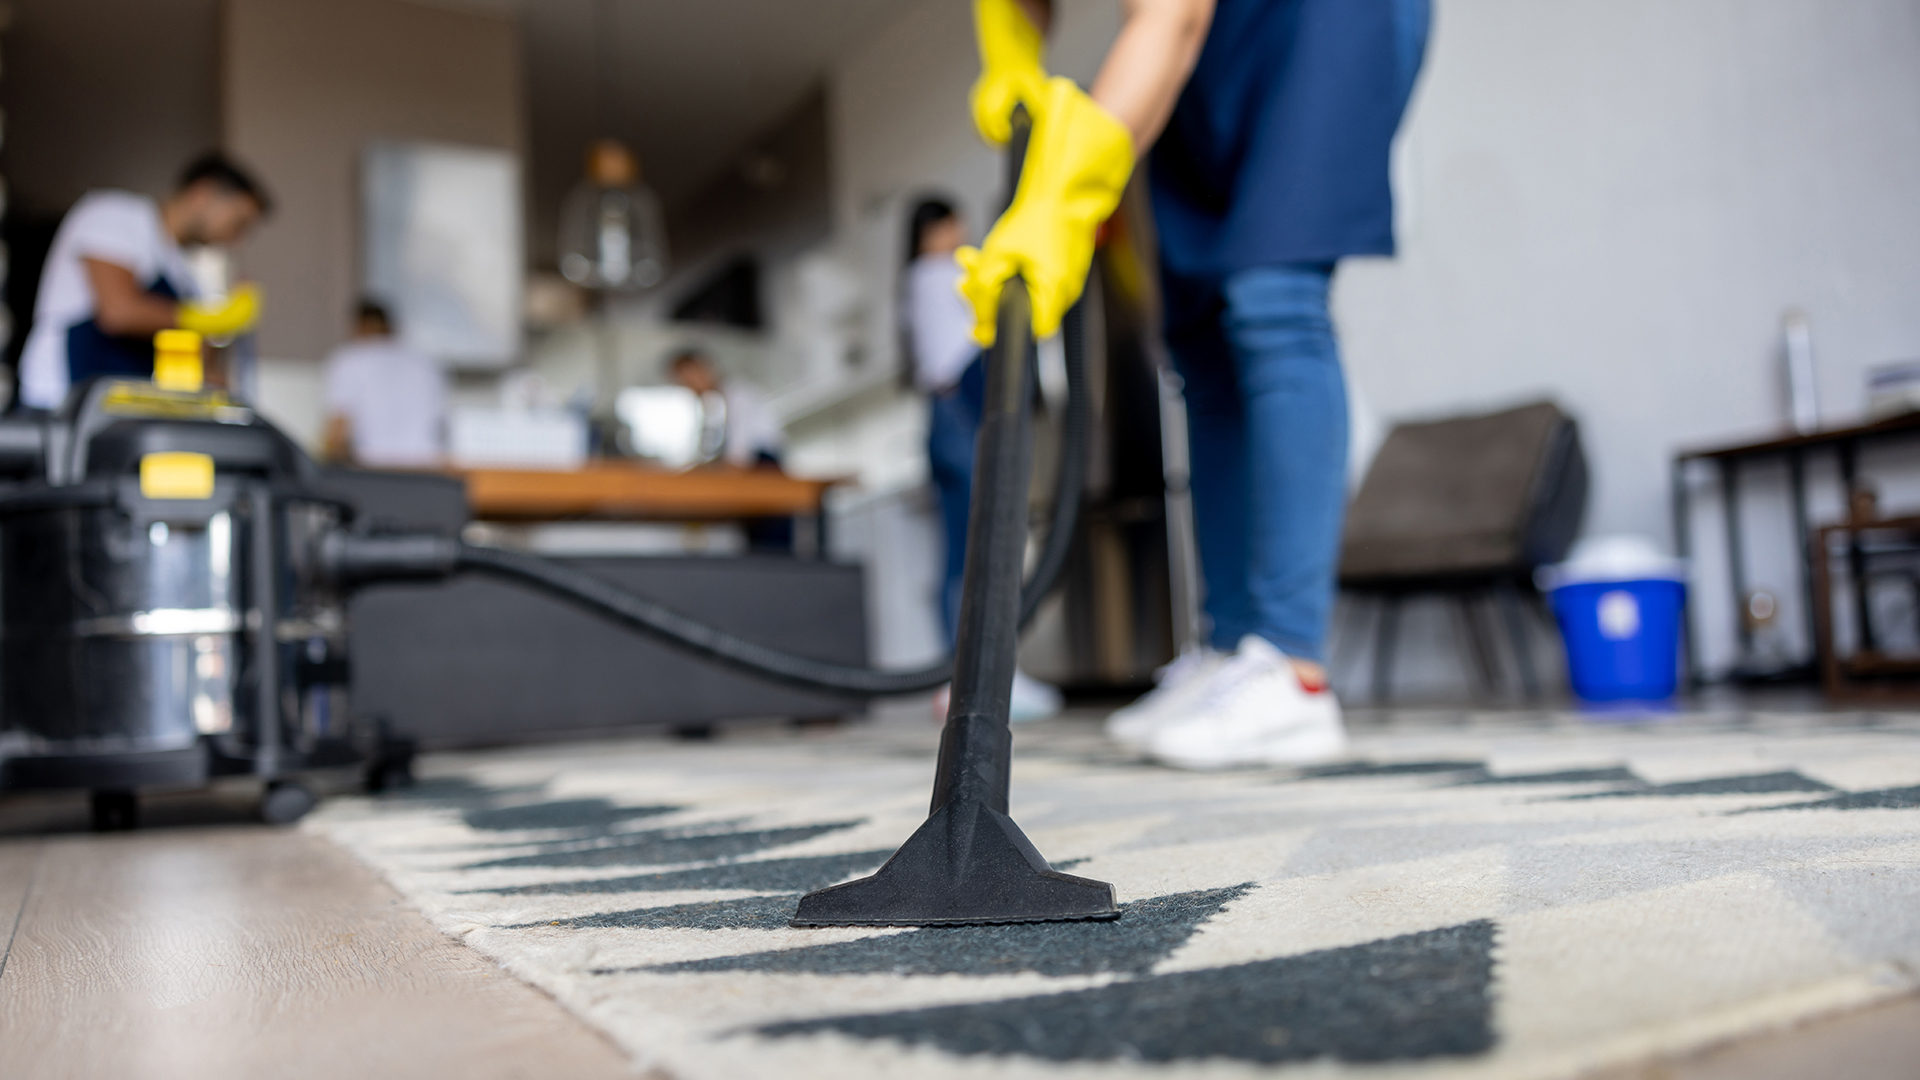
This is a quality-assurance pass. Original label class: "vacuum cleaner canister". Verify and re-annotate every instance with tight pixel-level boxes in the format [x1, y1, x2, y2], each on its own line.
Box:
[0, 375, 374, 827]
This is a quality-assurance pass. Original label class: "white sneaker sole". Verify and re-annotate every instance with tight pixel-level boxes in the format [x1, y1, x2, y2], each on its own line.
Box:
[1104, 655, 1227, 749]
[1151, 719, 1349, 771]
[1105, 683, 1224, 749]
[1105, 708, 1170, 749]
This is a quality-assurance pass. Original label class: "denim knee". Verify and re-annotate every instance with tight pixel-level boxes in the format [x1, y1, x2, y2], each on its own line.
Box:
[1222, 265, 1335, 347]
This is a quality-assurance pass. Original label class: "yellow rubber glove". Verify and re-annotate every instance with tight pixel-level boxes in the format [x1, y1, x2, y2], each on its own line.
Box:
[177, 283, 262, 339]
[957, 78, 1134, 346]
[969, 0, 1048, 146]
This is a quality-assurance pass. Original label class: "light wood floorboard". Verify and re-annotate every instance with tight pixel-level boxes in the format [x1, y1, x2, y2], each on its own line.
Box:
[1605, 993, 1920, 1080]
[0, 789, 646, 1080]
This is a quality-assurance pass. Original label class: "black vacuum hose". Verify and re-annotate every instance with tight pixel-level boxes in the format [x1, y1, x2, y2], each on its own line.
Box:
[326, 303, 1089, 696]
[453, 542, 947, 695]
[1021, 301, 1088, 628]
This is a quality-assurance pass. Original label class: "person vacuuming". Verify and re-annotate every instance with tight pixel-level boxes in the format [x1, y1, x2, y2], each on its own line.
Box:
[963, 0, 1430, 769]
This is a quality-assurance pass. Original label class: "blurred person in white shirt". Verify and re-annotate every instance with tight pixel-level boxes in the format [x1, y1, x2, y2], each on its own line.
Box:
[323, 300, 445, 468]
[669, 348, 791, 551]
[18, 153, 269, 410]
[668, 349, 784, 470]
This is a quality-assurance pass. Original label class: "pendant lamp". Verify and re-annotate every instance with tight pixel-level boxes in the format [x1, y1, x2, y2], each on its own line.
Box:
[559, 139, 668, 291]
[558, 0, 668, 292]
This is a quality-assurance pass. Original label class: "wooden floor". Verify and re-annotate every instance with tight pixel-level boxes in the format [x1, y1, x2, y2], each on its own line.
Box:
[0, 783, 1912, 1080]
[0, 786, 643, 1080]
[1603, 993, 1920, 1080]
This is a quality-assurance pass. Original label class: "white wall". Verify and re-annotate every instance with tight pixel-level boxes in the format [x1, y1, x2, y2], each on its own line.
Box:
[1338, 0, 1920, 681]
[812, 0, 1920, 691]
[1343, 0, 1920, 538]
[254, 356, 327, 450]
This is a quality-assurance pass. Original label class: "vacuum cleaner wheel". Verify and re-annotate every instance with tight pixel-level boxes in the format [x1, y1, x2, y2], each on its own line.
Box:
[90, 789, 139, 832]
[259, 781, 318, 825]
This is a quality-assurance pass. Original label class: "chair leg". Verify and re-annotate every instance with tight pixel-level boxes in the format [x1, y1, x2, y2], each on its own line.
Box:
[1373, 594, 1402, 704]
[1455, 592, 1500, 698]
[1330, 593, 1357, 690]
[1496, 583, 1541, 700]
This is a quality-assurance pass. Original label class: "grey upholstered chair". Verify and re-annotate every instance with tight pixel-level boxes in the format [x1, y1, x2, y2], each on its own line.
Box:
[1340, 400, 1588, 701]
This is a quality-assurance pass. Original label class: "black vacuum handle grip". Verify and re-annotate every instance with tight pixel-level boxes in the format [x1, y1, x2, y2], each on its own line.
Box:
[1002, 103, 1031, 215]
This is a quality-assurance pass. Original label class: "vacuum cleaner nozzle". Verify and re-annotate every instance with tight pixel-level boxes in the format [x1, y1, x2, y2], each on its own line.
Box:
[789, 798, 1119, 927]
[790, 716, 1118, 927]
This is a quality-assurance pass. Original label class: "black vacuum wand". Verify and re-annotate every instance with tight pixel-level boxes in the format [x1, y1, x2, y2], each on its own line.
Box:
[789, 108, 1119, 926]
[787, 272, 1119, 927]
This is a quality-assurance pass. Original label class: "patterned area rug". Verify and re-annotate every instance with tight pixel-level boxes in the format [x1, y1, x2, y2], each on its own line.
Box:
[308, 708, 1920, 1079]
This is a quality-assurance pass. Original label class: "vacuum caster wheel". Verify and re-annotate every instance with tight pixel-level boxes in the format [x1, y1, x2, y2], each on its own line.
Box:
[364, 733, 418, 794]
[90, 789, 139, 832]
[259, 781, 318, 825]
[365, 759, 414, 794]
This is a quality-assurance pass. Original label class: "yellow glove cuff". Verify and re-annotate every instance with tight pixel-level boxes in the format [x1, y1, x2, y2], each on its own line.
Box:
[969, 0, 1047, 145]
[178, 283, 262, 339]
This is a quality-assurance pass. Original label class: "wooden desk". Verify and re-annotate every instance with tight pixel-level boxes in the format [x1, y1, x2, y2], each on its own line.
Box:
[1673, 410, 1920, 686]
[459, 462, 840, 522]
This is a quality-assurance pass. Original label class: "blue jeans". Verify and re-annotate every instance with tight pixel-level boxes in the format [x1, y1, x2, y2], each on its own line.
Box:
[927, 355, 987, 646]
[1166, 264, 1347, 662]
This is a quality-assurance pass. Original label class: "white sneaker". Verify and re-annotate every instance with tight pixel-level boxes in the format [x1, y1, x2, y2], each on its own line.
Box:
[1146, 635, 1347, 770]
[1104, 646, 1227, 748]
[1009, 670, 1063, 723]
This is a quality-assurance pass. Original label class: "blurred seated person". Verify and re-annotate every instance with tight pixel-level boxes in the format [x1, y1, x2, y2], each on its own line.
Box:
[18, 152, 270, 410]
[668, 349, 785, 471]
[669, 348, 792, 552]
[322, 300, 446, 468]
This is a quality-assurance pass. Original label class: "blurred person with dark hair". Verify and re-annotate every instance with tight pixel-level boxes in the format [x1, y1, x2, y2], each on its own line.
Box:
[323, 300, 446, 468]
[19, 151, 272, 410]
[902, 194, 1061, 722]
[903, 196, 981, 640]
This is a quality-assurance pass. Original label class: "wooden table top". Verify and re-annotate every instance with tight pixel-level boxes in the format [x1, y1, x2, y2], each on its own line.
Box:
[1677, 409, 1920, 462]
[459, 462, 843, 521]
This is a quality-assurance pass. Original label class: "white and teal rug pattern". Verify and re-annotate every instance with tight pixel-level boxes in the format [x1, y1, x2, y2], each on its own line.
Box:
[308, 709, 1920, 1079]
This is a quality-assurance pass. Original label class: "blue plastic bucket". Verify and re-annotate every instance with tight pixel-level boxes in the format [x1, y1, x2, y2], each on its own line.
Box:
[1548, 579, 1686, 702]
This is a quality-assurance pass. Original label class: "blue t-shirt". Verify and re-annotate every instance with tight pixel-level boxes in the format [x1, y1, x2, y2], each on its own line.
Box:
[1149, 0, 1429, 277]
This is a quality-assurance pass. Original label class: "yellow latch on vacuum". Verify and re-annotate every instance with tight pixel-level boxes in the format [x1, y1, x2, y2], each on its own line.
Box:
[153, 329, 205, 393]
[139, 452, 216, 500]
